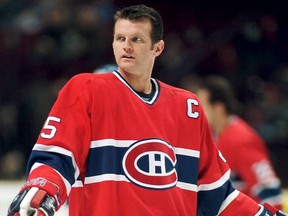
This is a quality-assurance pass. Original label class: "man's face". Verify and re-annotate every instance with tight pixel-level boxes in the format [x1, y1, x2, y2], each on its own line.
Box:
[113, 18, 163, 77]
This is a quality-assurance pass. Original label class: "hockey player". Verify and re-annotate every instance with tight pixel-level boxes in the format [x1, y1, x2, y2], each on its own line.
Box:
[194, 75, 284, 209]
[7, 4, 287, 216]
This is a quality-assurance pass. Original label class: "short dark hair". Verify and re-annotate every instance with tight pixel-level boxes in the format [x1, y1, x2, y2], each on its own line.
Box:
[199, 75, 239, 115]
[114, 4, 163, 44]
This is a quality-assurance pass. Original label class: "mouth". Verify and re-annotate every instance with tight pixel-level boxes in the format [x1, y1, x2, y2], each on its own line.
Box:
[122, 54, 135, 59]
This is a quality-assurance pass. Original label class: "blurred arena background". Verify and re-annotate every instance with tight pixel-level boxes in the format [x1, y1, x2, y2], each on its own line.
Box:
[0, 0, 287, 214]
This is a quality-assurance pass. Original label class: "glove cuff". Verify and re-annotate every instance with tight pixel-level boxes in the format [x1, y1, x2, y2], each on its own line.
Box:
[257, 203, 288, 216]
[21, 177, 61, 209]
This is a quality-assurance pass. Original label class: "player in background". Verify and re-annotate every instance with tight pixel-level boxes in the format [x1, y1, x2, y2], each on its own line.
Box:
[7, 4, 287, 216]
[189, 75, 284, 210]
[93, 63, 117, 74]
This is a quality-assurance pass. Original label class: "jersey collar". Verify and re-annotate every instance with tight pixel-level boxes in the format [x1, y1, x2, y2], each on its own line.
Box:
[113, 71, 160, 105]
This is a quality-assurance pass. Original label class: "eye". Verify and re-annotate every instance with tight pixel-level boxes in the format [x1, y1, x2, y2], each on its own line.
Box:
[132, 37, 143, 43]
[115, 36, 125, 42]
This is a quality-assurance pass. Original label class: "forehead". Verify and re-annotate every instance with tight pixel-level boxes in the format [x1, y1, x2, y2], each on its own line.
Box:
[114, 18, 152, 36]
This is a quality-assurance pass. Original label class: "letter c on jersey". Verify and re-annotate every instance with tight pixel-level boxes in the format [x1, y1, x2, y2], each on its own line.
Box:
[123, 139, 177, 189]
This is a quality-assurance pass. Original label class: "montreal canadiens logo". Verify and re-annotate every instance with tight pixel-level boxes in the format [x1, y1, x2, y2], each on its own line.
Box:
[122, 138, 177, 189]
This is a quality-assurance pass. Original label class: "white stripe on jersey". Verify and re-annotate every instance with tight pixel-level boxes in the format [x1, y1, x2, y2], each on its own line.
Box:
[217, 189, 240, 215]
[90, 139, 135, 148]
[33, 144, 79, 190]
[90, 139, 201, 159]
[85, 174, 130, 184]
[75, 173, 199, 192]
[174, 147, 200, 158]
[72, 180, 83, 188]
[198, 170, 231, 191]
[72, 175, 129, 188]
[177, 182, 198, 192]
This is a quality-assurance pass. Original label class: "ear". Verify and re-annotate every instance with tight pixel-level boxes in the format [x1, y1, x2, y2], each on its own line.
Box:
[154, 40, 165, 57]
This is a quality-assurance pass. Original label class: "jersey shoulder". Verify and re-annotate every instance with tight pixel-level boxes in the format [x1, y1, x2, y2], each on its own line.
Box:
[55, 72, 115, 107]
[158, 80, 199, 100]
[68, 72, 115, 87]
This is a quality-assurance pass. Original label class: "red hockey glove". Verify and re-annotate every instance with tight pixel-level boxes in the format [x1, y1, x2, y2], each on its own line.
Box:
[263, 202, 288, 216]
[7, 178, 60, 216]
[257, 202, 288, 216]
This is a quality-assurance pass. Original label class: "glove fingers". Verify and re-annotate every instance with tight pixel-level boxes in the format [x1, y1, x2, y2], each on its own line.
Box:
[18, 187, 39, 216]
[39, 195, 57, 216]
[20, 187, 39, 211]
[7, 189, 30, 216]
[37, 209, 47, 216]
[31, 190, 47, 209]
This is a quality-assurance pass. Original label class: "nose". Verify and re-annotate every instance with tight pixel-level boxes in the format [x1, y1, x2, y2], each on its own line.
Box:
[123, 40, 132, 52]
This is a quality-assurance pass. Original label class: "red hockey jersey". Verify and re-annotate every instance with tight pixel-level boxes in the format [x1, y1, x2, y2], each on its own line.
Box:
[27, 72, 261, 215]
[215, 116, 283, 209]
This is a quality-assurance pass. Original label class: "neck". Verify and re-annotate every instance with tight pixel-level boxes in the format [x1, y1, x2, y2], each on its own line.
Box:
[118, 69, 152, 94]
[213, 113, 230, 136]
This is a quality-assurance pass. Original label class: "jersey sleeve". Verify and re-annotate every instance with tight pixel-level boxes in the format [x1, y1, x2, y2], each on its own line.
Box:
[26, 73, 94, 207]
[197, 116, 261, 215]
[219, 122, 283, 209]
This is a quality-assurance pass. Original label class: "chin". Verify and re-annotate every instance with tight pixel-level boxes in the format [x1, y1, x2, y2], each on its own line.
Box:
[118, 64, 133, 72]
